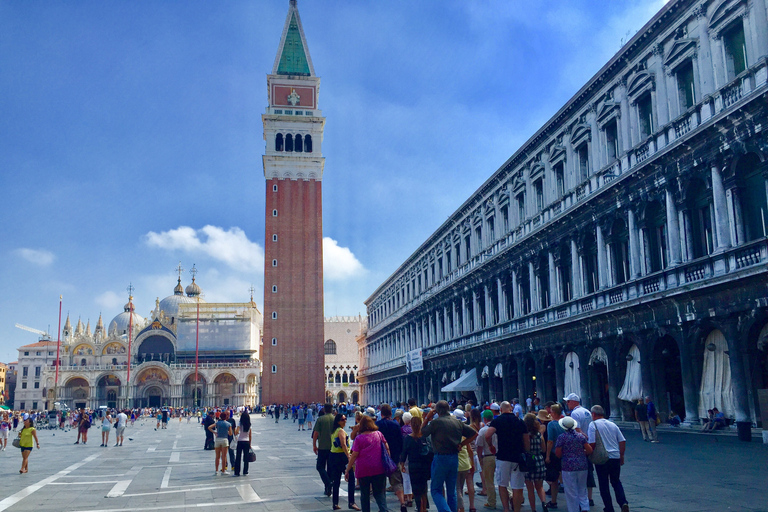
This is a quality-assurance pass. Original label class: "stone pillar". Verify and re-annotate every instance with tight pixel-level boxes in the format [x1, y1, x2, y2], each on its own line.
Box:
[517, 358, 527, 402]
[596, 223, 608, 289]
[666, 188, 682, 265]
[443, 306, 450, 341]
[711, 163, 731, 251]
[606, 347, 622, 421]
[462, 296, 469, 334]
[529, 260, 538, 311]
[723, 320, 753, 426]
[726, 187, 745, 245]
[512, 269, 521, 317]
[548, 251, 558, 305]
[472, 290, 479, 331]
[484, 284, 491, 327]
[570, 239, 581, 298]
[497, 277, 507, 323]
[554, 353, 565, 404]
[628, 208, 641, 278]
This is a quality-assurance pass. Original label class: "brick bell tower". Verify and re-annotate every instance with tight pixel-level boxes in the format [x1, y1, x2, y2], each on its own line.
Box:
[261, 0, 325, 405]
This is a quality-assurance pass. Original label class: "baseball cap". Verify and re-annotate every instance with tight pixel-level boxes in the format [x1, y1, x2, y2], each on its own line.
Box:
[490, 403, 500, 411]
[563, 393, 581, 402]
[482, 409, 494, 421]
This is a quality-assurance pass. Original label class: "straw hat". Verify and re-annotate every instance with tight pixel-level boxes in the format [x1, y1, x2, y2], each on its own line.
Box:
[536, 410, 552, 422]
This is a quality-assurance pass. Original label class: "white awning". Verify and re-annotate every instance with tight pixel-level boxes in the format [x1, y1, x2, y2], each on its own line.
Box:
[481, 365, 489, 378]
[589, 347, 609, 367]
[494, 363, 503, 378]
[442, 368, 479, 393]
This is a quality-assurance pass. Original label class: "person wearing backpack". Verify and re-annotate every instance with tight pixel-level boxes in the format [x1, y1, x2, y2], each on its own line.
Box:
[587, 406, 629, 512]
[399, 416, 433, 512]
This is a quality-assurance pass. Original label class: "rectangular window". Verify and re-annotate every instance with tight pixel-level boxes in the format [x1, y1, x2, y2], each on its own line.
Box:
[22, 382, 27, 389]
[34, 367, 40, 378]
[19, 402, 25, 410]
[271, 365, 277, 373]
[455, 243, 461, 267]
[723, 22, 747, 79]
[577, 143, 590, 180]
[637, 93, 654, 139]
[500, 205, 509, 233]
[446, 249, 452, 273]
[34, 382, 39, 389]
[32, 402, 38, 410]
[676, 60, 696, 110]
[22, 367, 28, 377]
[517, 192, 526, 223]
[464, 234, 471, 260]
[35, 352, 41, 356]
[534, 179, 544, 211]
[475, 226, 482, 250]
[487, 216, 495, 241]
[554, 162, 565, 197]
[605, 120, 619, 162]
[438, 259, 443, 279]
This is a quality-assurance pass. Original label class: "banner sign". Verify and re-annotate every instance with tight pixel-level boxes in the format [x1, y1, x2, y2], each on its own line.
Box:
[406, 348, 424, 373]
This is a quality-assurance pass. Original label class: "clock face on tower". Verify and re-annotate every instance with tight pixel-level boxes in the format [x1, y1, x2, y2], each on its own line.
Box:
[272, 85, 316, 109]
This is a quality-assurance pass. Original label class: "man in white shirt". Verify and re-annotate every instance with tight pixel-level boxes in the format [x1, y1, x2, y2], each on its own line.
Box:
[587, 405, 629, 512]
[476, 409, 498, 509]
[565, 393, 595, 505]
[512, 399, 523, 418]
[525, 396, 533, 412]
[115, 410, 128, 447]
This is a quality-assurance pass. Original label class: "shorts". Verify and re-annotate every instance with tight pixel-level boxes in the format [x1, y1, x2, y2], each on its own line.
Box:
[298, 419, 305, 425]
[21, 446, 33, 452]
[215, 438, 229, 448]
[545, 456, 561, 482]
[116, 427, 126, 437]
[102, 426, 111, 433]
[0, 430, 8, 439]
[495, 459, 525, 490]
[388, 469, 403, 492]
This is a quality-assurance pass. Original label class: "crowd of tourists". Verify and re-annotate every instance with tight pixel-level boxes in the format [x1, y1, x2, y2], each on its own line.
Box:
[260, 394, 632, 512]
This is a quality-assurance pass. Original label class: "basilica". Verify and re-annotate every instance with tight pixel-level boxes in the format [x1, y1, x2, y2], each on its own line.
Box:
[26, 273, 262, 410]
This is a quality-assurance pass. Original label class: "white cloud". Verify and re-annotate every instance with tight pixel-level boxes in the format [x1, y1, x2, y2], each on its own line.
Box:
[144, 225, 264, 273]
[95, 291, 124, 311]
[14, 248, 55, 266]
[323, 237, 366, 281]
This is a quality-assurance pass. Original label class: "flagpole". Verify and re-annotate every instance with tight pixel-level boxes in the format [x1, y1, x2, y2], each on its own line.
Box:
[127, 284, 134, 408]
[195, 294, 200, 406]
[53, 295, 62, 408]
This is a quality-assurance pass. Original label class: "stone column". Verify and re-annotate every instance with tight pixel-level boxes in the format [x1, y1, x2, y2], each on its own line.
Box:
[726, 187, 745, 245]
[484, 284, 491, 327]
[666, 188, 682, 265]
[596, 223, 608, 289]
[497, 277, 507, 323]
[462, 296, 469, 334]
[472, 290, 479, 331]
[711, 163, 732, 251]
[548, 251, 558, 305]
[517, 358, 527, 402]
[570, 239, 581, 298]
[554, 353, 565, 403]
[529, 260, 538, 311]
[628, 208, 641, 278]
[512, 269, 521, 317]
[443, 306, 450, 341]
[605, 347, 622, 421]
[723, 319, 753, 426]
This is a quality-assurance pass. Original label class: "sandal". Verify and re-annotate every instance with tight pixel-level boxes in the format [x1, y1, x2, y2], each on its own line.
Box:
[349, 505, 361, 511]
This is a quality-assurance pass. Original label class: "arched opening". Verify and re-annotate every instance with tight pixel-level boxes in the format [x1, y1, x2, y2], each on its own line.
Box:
[335, 372, 341, 384]
[97, 374, 121, 409]
[137, 335, 175, 364]
[642, 201, 667, 273]
[324, 339, 337, 355]
[342, 372, 348, 384]
[588, 347, 610, 417]
[111, 357, 118, 366]
[285, 133, 294, 152]
[214, 373, 237, 407]
[65, 377, 89, 409]
[609, 217, 629, 285]
[136, 367, 170, 408]
[618, 344, 643, 406]
[733, 152, 767, 242]
[325, 390, 333, 402]
[304, 134, 312, 152]
[337, 391, 347, 403]
[80, 358, 87, 366]
[699, 330, 734, 420]
[144, 386, 163, 408]
[517, 265, 531, 315]
[492, 363, 504, 403]
[542, 355, 557, 402]
[652, 335, 684, 421]
[327, 372, 333, 384]
[349, 371, 356, 383]
[294, 134, 303, 153]
[581, 231, 599, 294]
[184, 374, 207, 407]
[685, 178, 714, 259]
[351, 390, 359, 404]
[275, 133, 284, 151]
[525, 357, 536, 400]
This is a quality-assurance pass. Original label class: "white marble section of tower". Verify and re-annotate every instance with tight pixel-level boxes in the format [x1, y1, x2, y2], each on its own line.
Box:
[262, 0, 325, 181]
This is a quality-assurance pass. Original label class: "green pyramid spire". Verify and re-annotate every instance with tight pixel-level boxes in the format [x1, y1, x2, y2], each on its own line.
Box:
[277, 13, 311, 76]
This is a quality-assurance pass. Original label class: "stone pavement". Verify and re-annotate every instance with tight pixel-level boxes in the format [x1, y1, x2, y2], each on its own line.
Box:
[0, 415, 765, 512]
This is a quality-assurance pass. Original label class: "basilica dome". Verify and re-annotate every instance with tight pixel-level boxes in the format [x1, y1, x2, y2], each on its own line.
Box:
[158, 278, 204, 320]
[108, 302, 145, 336]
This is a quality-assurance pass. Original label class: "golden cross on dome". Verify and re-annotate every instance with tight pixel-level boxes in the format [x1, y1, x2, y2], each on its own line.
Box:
[175, 262, 184, 280]
[189, 264, 198, 281]
[126, 283, 135, 300]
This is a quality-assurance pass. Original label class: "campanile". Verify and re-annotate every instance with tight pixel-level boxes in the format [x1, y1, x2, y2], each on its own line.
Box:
[261, 0, 325, 404]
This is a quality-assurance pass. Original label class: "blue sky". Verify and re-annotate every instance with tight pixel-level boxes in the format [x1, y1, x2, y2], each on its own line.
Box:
[0, 0, 667, 362]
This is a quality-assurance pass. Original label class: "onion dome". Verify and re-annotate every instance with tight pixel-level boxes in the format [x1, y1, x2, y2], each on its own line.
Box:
[185, 277, 202, 298]
[173, 277, 184, 296]
[108, 301, 145, 336]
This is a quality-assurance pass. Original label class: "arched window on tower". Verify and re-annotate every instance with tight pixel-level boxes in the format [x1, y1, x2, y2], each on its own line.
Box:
[349, 371, 356, 383]
[335, 372, 341, 384]
[285, 134, 294, 152]
[324, 339, 337, 355]
[294, 134, 303, 153]
[304, 134, 313, 153]
[328, 372, 333, 384]
[275, 133, 283, 152]
[342, 372, 348, 384]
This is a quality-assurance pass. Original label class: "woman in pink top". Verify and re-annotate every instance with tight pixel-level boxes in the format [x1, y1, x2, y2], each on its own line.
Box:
[345, 415, 390, 512]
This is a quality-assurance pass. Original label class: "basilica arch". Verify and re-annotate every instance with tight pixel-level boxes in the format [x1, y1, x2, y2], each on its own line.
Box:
[96, 374, 121, 409]
[134, 366, 171, 408]
[183, 373, 207, 407]
[213, 373, 238, 406]
[64, 376, 91, 410]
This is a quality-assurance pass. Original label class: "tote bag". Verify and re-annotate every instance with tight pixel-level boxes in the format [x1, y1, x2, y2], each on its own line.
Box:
[588, 425, 609, 465]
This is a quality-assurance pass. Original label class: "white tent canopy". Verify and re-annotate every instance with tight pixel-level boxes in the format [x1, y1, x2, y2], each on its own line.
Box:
[618, 344, 643, 401]
[698, 329, 734, 418]
[564, 352, 580, 396]
[442, 368, 479, 393]
[494, 363, 503, 378]
[481, 366, 490, 378]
